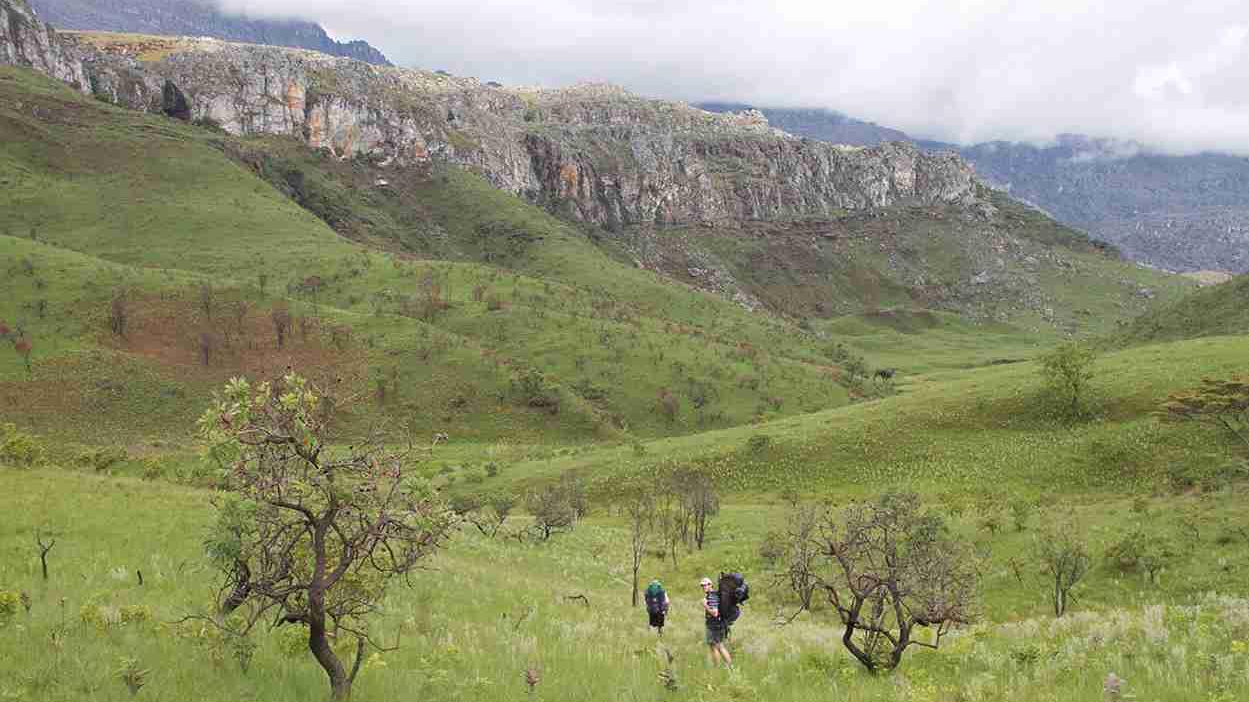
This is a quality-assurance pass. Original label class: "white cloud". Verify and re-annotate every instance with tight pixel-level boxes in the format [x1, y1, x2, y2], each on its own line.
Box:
[218, 0, 1249, 154]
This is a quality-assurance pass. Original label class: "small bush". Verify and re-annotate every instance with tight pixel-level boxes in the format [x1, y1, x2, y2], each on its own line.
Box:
[76, 446, 129, 473]
[0, 424, 46, 468]
[463, 468, 487, 484]
[140, 459, 165, 481]
[484, 462, 500, 478]
[747, 434, 771, 452]
[0, 590, 20, 619]
[119, 605, 152, 625]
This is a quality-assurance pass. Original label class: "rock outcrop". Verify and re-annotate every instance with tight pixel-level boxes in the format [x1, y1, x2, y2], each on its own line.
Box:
[69, 36, 984, 227]
[0, 0, 86, 91]
[2, 1, 987, 229]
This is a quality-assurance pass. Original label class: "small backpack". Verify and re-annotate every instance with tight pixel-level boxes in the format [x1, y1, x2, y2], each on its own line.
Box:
[644, 581, 666, 615]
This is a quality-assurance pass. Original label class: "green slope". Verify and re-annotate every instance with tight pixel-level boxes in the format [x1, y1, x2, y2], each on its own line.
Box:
[0, 66, 860, 445]
[1113, 273, 1249, 346]
[484, 333, 1249, 496]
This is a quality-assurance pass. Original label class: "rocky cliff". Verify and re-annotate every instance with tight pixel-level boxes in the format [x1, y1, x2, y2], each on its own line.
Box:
[29, 0, 390, 65]
[59, 34, 984, 228]
[715, 104, 1249, 274]
[0, 0, 87, 90]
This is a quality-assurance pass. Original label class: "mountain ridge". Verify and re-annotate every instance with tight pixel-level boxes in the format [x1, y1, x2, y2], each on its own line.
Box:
[28, 0, 391, 65]
[700, 105, 1249, 274]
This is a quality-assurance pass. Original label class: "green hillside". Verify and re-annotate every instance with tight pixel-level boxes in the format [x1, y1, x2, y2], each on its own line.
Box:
[1113, 273, 1249, 347]
[0, 65, 867, 446]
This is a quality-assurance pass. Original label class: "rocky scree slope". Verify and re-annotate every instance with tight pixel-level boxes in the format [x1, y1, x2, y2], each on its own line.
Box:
[29, 0, 390, 65]
[53, 32, 984, 229]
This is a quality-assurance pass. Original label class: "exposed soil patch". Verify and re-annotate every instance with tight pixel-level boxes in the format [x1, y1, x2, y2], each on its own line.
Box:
[101, 292, 367, 386]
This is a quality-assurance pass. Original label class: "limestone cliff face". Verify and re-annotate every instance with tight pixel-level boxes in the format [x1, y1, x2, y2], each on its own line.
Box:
[0, 0, 87, 90]
[6, 15, 986, 227]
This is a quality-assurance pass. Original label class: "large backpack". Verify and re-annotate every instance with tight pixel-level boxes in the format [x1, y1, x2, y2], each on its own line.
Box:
[644, 581, 667, 615]
[718, 572, 749, 624]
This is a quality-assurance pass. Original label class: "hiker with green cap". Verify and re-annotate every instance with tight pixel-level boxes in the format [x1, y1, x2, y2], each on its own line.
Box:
[701, 576, 732, 668]
[644, 579, 670, 635]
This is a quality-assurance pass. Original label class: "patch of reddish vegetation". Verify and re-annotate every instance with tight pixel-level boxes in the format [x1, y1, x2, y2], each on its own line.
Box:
[102, 293, 365, 385]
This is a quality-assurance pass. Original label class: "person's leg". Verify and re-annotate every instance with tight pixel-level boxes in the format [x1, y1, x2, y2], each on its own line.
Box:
[707, 643, 720, 666]
[718, 642, 733, 668]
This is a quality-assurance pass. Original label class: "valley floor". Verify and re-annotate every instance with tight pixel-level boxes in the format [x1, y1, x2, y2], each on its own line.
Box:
[1, 470, 1248, 702]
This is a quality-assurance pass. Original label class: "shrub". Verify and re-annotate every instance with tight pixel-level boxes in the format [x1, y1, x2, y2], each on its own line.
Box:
[511, 368, 560, 414]
[747, 434, 771, 452]
[140, 459, 165, 481]
[76, 446, 128, 473]
[463, 468, 487, 484]
[484, 462, 500, 478]
[1038, 341, 1098, 421]
[0, 424, 45, 468]
[119, 605, 152, 625]
[0, 590, 20, 620]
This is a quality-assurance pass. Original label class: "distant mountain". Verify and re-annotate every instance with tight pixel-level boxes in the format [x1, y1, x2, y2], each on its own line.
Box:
[720, 106, 1249, 273]
[28, 0, 391, 65]
[696, 103, 907, 147]
[937, 136, 1249, 274]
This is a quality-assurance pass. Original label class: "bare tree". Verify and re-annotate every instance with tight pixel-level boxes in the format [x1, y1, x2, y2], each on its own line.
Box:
[271, 306, 292, 349]
[653, 488, 684, 568]
[109, 290, 129, 339]
[674, 469, 718, 550]
[1034, 516, 1090, 618]
[198, 331, 217, 366]
[799, 492, 979, 673]
[769, 498, 823, 617]
[621, 484, 655, 607]
[199, 283, 216, 320]
[35, 529, 55, 580]
[199, 374, 456, 701]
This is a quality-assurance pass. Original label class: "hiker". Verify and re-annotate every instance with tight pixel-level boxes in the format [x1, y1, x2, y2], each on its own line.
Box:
[644, 579, 670, 635]
[700, 576, 732, 668]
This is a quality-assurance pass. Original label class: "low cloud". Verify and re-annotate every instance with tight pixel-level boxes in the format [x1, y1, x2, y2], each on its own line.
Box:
[220, 0, 1249, 155]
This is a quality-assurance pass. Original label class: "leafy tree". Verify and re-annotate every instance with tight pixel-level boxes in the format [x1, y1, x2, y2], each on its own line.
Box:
[1104, 524, 1184, 585]
[794, 492, 979, 672]
[525, 483, 576, 541]
[1038, 341, 1098, 420]
[199, 374, 456, 701]
[1160, 375, 1249, 453]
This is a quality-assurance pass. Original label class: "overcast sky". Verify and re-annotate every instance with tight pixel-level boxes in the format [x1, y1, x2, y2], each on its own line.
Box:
[218, 0, 1249, 155]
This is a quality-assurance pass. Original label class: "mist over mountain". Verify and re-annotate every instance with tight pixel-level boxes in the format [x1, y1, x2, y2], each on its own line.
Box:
[28, 0, 390, 65]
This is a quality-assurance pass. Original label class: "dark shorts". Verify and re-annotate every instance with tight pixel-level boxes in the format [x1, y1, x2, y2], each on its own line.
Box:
[649, 611, 666, 629]
[705, 619, 727, 645]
